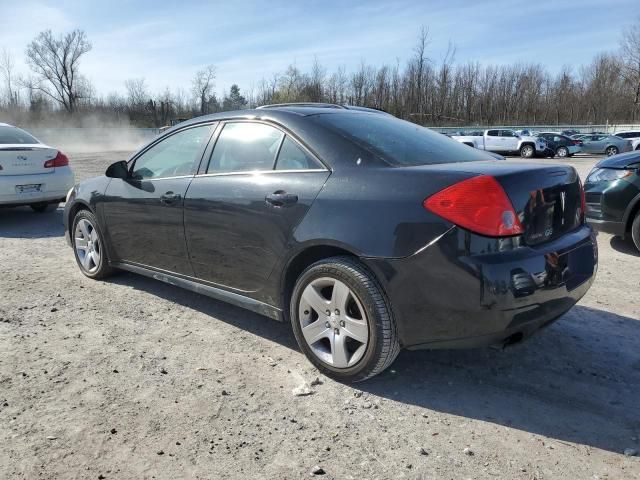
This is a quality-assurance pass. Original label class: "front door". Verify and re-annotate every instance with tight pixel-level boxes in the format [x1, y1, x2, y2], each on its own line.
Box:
[184, 122, 330, 296]
[102, 124, 214, 275]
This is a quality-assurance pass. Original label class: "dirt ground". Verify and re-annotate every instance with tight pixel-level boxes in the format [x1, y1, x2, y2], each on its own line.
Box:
[1, 151, 639, 479]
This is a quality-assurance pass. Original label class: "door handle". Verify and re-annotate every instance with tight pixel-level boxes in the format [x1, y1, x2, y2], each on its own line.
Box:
[265, 191, 298, 207]
[160, 191, 181, 205]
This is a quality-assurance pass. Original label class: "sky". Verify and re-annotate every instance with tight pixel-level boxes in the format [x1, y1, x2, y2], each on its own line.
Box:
[0, 0, 637, 99]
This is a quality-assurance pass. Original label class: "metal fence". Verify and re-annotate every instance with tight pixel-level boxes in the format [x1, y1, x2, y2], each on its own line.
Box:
[430, 124, 640, 135]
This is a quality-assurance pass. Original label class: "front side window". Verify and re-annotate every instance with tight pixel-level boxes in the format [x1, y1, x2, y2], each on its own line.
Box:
[275, 136, 323, 170]
[131, 125, 212, 180]
[500, 130, 515, 137]
[208, 122, 284, 173]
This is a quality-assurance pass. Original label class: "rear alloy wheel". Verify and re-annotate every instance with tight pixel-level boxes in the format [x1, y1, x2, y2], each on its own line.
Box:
[605, 146, 619, 156]
[556, 146, 569, 158]
[30, 202, 59, 213]
[72, 210, 114, 279]
[631, 212, 640, 253]
[520, 144, 534, 158]
[290, 256, 399, 382]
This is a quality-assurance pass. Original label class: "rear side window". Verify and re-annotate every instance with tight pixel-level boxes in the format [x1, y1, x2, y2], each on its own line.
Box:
[275, 136, 323, 170]
[487, 130, 499, 136]
[312, 113, 491, 166]
[208, 122, 283, 173]
[0, 126, 38, 144]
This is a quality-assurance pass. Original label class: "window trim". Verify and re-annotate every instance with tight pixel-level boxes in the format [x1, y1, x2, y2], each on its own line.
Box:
[201, 119, 330, 176]
[127, 122, 217, 180]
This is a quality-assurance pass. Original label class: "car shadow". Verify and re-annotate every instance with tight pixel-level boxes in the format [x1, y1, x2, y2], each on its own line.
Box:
[106, 272, 638, 455]
[610, 235, 640, 257]
[0, 206, 64, 238]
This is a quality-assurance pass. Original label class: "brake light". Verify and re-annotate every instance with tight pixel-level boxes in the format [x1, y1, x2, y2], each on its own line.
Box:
[423, 175, 524, 237]
[44, 151, 69, 168]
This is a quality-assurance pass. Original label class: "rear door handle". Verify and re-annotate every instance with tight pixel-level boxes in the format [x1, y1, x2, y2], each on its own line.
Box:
[265, 191, 298, 207]
[160, 191, 181, 205]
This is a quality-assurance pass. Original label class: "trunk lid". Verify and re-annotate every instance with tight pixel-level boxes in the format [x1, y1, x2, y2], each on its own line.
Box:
[0, 145, 58, 175]
[416, 161, 584, 245]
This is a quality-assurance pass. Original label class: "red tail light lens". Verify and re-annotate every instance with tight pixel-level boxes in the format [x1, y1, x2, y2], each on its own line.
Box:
[44, 151, 69, 168]
[423, 175, 524, 237]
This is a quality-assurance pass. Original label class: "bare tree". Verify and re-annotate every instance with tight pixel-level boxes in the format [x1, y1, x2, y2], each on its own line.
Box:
[191, 64, 216, 114]
[25, 29, 92, 114]
[0, 49, 19, 107]
[620, 16, 640, 121]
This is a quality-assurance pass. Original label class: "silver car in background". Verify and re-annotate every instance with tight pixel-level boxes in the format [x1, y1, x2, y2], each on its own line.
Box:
[580, 134, 633, 156]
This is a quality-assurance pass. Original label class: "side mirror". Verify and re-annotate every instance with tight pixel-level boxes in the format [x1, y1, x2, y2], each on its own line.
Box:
[106, 160, 129, 179]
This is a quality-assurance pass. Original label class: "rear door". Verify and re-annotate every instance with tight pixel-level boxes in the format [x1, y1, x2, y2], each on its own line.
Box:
[102, 124, 214, 275]
[184, 121, 330, 293]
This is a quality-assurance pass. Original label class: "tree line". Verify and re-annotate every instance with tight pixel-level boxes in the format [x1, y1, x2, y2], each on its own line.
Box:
[1, 22, 640, 128]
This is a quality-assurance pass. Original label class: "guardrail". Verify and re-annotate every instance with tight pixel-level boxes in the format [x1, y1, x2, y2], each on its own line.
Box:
[430, 125, 640, 134]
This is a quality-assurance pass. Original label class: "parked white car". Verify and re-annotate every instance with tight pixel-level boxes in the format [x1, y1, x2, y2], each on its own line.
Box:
[613, 131, 640, 151]
[0, 123, 74, 212]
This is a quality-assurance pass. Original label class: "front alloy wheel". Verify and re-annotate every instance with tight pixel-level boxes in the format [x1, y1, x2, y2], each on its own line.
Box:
[72, 210, 114, 279]
[605, 146, 619, 156]
[556, 146, 569, 158]
[290, 256, 400, 382]
[520, 144, 534, 158]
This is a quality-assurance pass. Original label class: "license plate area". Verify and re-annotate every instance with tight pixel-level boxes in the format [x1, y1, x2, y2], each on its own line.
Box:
[15, 184, 42, 194]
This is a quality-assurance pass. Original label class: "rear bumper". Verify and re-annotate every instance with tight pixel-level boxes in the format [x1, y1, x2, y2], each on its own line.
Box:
[363, 225, 597, 349]
[0, 167, 74, 206]
[586, 217, 626, 237]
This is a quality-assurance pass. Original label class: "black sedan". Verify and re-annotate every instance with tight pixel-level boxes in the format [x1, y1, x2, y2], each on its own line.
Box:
[64, 104, 597, 382]
[585, 151, 640, 251]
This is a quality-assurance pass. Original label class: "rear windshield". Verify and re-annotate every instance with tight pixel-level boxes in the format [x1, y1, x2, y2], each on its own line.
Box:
[0, 126, 38, 144]
[312, 113, 492, 166]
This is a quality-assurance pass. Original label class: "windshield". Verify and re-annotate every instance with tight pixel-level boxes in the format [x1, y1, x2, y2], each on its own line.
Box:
[0, 126, 39, 144]
[312, 113, 493, 166]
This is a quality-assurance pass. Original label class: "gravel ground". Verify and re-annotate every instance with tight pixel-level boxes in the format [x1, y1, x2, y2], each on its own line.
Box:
[1, 151, 639, 479]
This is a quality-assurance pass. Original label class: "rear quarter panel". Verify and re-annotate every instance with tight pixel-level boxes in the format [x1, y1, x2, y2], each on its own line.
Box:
[291, 165, 476, 258]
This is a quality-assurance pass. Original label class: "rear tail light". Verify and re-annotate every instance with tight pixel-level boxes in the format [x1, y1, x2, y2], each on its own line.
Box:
[423, 175, 524, 237]
[44, 151, 69, 168]
[579, 178, 586, 223]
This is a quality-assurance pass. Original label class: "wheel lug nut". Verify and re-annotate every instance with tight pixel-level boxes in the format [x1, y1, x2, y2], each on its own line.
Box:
[325, 322, 330, 328]
[334, 328, 339, 334]
[335, 309, 340, 315]
[340, 320, 345, 327]
[325, 310, 331, 316]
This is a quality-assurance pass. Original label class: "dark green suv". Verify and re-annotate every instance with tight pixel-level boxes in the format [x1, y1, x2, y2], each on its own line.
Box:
[585, 151, 640, 251]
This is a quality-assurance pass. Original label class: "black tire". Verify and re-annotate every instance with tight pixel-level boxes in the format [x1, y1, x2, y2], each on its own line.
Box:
[290, 256, 400, 382]
[605, 146, 619, 156]
[631, 212, 640, 253]
[519, 144, 534, 158]
[71, 209, 114, 280]
[556, 146, 569, 158]
[30, 202, 59, 213]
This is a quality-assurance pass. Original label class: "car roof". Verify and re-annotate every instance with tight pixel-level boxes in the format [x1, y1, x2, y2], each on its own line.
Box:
[0, 123, 14, 127]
